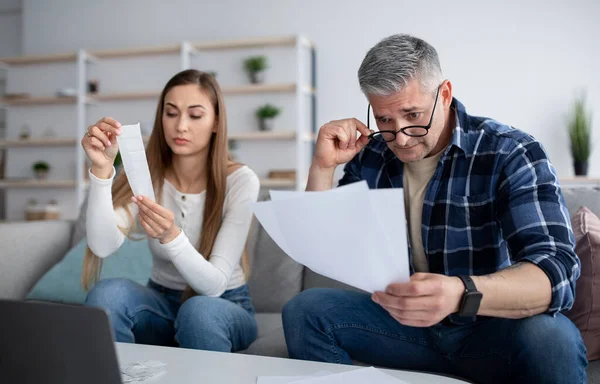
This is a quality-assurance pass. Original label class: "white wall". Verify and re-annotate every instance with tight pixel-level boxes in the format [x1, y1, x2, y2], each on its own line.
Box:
[0, 0, 21, 58]
[18, 0, 600, 180]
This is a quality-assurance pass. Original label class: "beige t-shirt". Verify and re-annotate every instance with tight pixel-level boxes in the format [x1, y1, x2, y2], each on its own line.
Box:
[403, 150, 444, 272]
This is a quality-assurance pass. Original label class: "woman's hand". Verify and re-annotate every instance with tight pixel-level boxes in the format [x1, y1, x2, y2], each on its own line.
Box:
[81, 117, 122, 178]
[132, 195, 181, 244]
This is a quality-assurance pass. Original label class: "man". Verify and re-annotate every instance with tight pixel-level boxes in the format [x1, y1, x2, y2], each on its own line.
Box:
[282, 34, 587, 383]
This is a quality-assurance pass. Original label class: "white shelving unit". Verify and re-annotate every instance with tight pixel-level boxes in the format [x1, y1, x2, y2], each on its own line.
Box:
[0, 65, 7, 219]
[0, 35, 316, 221]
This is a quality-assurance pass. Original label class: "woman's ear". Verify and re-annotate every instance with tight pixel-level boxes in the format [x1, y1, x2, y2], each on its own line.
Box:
[213, 117, 219, 133]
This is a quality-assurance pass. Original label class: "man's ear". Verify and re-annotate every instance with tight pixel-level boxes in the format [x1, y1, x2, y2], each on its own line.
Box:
[441, 80, 453, 110]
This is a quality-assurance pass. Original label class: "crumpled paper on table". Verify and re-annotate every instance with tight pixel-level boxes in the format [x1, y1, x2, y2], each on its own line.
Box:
[121, 360, 167, 383]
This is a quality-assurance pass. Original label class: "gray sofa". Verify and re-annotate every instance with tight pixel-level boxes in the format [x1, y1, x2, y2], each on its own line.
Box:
[1, 187, 599, 382]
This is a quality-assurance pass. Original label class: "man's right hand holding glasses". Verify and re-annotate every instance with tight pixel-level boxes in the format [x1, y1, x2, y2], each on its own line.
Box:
[307, 118, 373, 191]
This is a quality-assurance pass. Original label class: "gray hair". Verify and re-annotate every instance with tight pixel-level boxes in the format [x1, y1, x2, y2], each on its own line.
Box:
[358, 34, 443, 96]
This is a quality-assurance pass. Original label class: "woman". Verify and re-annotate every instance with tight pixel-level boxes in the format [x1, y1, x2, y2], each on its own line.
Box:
[82, 69, 259, 352]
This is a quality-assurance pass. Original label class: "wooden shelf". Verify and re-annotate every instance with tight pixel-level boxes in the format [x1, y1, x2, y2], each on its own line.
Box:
[92, 45, 181, 59]
[195, 36, 302, 50]
[229, 131, 297, 140]
[223, 83, 305, 94]
[91, 91, 160, 102]
[260, 178, 296, 188]
[0, 52, 78, 66]
[560, 177, 600, 182]
[87, 83, 310, 102]
[0, 138, 77, 148]
[0, 36, 315, 65]
[0, 180, 77, 189]
[0, 96, 94, 106]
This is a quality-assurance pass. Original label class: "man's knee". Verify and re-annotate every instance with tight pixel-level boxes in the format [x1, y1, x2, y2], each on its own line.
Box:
[513, 314, 587, 376]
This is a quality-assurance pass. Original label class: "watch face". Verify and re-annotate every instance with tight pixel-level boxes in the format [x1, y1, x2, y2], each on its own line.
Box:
[460, 291, 483, 317]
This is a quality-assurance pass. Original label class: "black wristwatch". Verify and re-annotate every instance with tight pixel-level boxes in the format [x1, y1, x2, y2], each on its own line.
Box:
[457, 275, 482, 318]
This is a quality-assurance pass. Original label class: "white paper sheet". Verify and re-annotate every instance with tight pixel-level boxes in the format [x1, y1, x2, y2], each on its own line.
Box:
[269, 180, 369, 201]
[256, 371, 332, 384]
[289, 367, 409, 384]
[251, 200, 291, 255]
[116, 122, 156, 201]
[252, 183, 410, 293]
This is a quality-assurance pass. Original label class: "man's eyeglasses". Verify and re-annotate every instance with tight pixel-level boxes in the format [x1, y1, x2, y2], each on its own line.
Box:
[367, 84, 441, 142]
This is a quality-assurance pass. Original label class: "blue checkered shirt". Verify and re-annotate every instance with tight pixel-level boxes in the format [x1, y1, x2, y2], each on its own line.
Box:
[339, 98, 580, 314]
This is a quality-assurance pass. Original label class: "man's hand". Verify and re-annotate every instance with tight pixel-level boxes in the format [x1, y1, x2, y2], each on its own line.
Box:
[132, 195, 181, 244]
[372, 273, 465, 327]
[313, 118, 372, 170]
[307, 118, 372, 191]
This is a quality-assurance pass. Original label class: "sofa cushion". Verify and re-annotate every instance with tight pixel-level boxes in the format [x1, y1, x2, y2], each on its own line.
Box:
[302, 268, 364, 292]
[240, 313, 287, 358]
[247, 217, 304, 313]
[27, 238, 153, 304]
[70, 192, 89, 248]
[562, 187, 600, 217]
[0, 221, 73, 300]
[566, 206, 600, 361]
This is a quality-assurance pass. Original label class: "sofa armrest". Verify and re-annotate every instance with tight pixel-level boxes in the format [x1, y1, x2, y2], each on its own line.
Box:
[0, 220, 74, 300]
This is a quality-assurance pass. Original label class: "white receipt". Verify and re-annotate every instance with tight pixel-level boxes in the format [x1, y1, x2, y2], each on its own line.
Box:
[116, 122, 156, 201]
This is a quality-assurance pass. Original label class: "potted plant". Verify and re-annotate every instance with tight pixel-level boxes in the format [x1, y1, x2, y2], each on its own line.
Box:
[568, 94, 593, 176]
[256, 104, 281, 131]
[228, 139, 238, 160]
[243, 56, 268, 84]
[114, 151, 123, 170]
[32, 161, 50, 179]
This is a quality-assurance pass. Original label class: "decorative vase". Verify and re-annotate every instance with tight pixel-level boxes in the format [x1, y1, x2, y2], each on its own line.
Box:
[34, 170, 48, 180]
[258, 118, 274, 132]
[249, 71, 265, 84]
[19, 125, 30, 140]
[574, 161, 589, 176]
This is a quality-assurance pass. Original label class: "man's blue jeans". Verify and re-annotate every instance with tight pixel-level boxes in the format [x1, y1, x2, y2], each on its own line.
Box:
[282, 288, 587, 384]
[85, 278, 257, 352]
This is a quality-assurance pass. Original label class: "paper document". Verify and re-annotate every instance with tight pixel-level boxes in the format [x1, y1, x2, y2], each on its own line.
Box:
[116, 122, 156, 201]
[289, 367, 409, 384]
[251, 181, 409, 293]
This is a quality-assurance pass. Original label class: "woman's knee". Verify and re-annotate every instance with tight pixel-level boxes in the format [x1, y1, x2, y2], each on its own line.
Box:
[85, 278, 140, 311]
[176, 296, 229, 331]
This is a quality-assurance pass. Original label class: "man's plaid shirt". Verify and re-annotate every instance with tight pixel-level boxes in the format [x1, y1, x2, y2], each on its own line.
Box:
[339, 98, 580, 314]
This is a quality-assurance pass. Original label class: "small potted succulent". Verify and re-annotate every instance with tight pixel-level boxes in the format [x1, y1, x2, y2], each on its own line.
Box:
[243, 56, 268, 84]
[32, 161, 50, 180]
[256, 104, 281, 131]
[568, 94, 593, 176]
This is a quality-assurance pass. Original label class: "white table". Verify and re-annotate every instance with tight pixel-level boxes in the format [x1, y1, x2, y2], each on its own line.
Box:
[115, 342, 469, 383]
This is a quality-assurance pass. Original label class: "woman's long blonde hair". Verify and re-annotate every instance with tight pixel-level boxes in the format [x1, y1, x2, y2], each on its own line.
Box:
[81, 69, 250, 301]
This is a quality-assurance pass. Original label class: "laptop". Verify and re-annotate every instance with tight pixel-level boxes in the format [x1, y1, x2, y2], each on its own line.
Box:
[0, 299, 122, 384]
